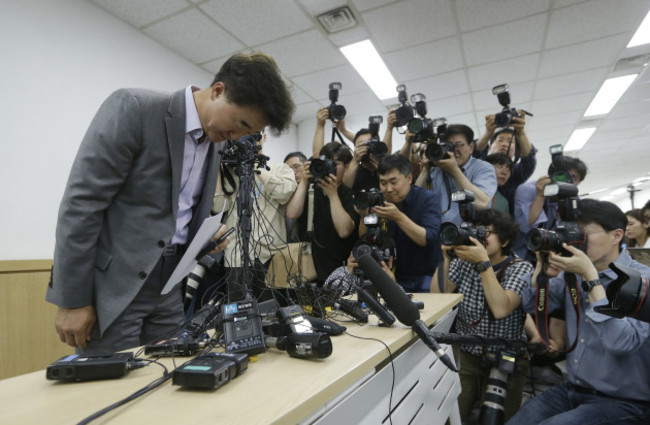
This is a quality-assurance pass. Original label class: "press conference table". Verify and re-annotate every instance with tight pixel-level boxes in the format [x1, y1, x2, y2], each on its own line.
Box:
[0, 293, 462, 425]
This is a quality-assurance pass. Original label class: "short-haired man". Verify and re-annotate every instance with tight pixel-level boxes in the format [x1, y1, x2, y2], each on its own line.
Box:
[284, 151, 308, 243]
[47, 52, 294, 355]
[285, 141, 359, 283]
[513, 156, 588, 262]
[484, 153, 513, 213]
[434, 209, 534, 422]
[507, 199, 650, 425]
[358, 153, 441, 292]
[428, 124, 497, 225]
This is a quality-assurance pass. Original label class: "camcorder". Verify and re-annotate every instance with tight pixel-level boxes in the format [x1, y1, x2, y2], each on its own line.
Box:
[406, 93, 435, 144]
[525, 147, 587, 256]
[492, 83, 532, 127]
[425, 118, 455, 162]
[394, 84, 414, 127]
[362, 115, 388, 161]
[595, 263, 650, 324]
[327, 82, 346, 121]
[439, 190, 487, 246]
[309, 155, 337, 184]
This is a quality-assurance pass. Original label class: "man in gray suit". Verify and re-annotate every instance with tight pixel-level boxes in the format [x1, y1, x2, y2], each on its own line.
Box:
[47, 52, 295, 355]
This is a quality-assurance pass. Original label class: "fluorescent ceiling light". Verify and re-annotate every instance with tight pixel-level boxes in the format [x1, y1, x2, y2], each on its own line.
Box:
[565, 127, 596, 152]
[610, 187, 628, 196]
[584, 74, 637, 116]
[600, 195, 615, 201]
[340, 39, 397, 100]
[628, 10, 650, 47]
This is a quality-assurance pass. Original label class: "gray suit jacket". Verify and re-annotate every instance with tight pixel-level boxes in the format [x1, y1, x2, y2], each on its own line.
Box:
[47, 88, 220, 336]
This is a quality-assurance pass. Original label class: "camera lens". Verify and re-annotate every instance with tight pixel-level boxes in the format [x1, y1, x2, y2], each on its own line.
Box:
[368, 141, 388, 157]
[328, 104, 346, 121]
[407, 118, 423, 133]
[354, 192, 370, 210]
[425, 143, 447, 162]
[440, 223, 460, 245]
[494, 111, 512, 127]
[395, 105, 414, 127]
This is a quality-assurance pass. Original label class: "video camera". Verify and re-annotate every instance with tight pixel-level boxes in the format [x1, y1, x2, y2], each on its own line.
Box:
[405, 93, 435, 144]
[362, 115, 388, 161]
[439, 190, 487, 246]
[327, 82, 346, 121]
[525, 146, 587, 256]
[492, 83, 532, 127]
[220, 133, 267, 168]
[425, 118, 455, 162]
[394, 84, 414, 127]
[309, 155, 337, 185]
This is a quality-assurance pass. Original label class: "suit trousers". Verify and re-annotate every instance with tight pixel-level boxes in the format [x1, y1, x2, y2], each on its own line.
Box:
[78, 249, 185, 356]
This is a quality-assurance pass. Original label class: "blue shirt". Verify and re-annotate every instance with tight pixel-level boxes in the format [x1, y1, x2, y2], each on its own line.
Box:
[429, 156, 497, 225]
[388, 185, 442, 279]
[519, 251, 650, 402]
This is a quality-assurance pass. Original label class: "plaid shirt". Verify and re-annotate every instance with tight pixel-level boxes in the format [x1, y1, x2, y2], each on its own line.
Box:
[450, 256, 533, 358]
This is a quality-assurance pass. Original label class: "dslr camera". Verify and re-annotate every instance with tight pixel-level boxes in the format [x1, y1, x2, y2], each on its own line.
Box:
[525, 181, 587, 256]
[492, 83, 531, 127]
[425, 118, 455, 162]
[362, 115, 388, 161]
[353, 187, 384, 211]
[394, 84, 415, 127]
[309, 155, 337, 185]
[406, 93, 435, 143]
[327, 82, 346, 121]
[439, 190, 487, 246]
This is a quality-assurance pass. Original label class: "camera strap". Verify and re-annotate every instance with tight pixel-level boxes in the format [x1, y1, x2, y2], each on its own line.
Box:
[442, 173, 453, 214]
[534, 271, 580, 353]
[307, 184, 314, 240]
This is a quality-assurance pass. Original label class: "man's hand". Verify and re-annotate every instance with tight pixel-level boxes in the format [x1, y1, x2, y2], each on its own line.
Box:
[381, 260, 396, 282]
[548, 243, 598, 280]
[484, 114, 497, 135]
[372, 202, 403, 222]
[316, 107, 329, 127]
[354, 137, 369, 163]
[209, 224, 232, 254]
[318, 174, 339, 198]
[511, 110, 527, 134]
[448, 237, 489, 264]
[434, 151, 460, 174]
[535, 175, 552, 198]
[55, 305, 97, 348]
[302, 161, 314, 181]
[386, 111, 397, 130]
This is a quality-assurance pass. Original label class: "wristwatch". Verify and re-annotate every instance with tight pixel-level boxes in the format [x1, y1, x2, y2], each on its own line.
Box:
[581, 278, 602, 292]
[474, 260, 492, 273]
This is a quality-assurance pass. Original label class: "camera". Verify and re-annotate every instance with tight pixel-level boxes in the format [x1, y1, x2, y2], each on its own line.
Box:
[407, 93, 435, 143]
[548, 144, 574, 183]
[354, 187, 384, 211]
[595, 262, 650, 324]
[525, 222, 587, 256]
[492, 83, 532, 127]
[439, 190, 486, 246]
[352, 223, 394, 265]
[220, 133, 266, 166]
[363, 115, 388, 161]
[394, 84, 414, 127]
[327, 82, 346, 121]
[309, 155, 337, 184]
[425, 118, 454, 163]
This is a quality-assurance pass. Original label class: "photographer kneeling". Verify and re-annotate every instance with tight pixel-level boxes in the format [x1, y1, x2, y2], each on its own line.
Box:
[358, 153, 441, 293]
[434, 209, 534, 422]
[507, 199, 650, 425]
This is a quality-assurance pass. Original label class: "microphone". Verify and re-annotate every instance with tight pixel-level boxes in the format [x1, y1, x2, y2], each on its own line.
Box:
[264, 333, 332, 359]
[333, 298, 368, 323]
[357, 255, 458, 372]
[356, 286, 395, 325]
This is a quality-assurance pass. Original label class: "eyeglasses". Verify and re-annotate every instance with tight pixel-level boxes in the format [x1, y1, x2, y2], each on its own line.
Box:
[484, 229, 494, 238]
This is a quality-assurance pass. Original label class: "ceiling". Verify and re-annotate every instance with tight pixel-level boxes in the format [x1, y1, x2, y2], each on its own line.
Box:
[89, 0, 650, 204]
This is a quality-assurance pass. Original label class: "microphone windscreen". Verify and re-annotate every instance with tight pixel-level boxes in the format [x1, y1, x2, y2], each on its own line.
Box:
[357, 255, 420, 326]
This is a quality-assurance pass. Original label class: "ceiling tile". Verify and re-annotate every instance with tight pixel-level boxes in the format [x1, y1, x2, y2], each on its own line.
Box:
[201, 0, 314, 46]
[327, 26, 370, 47]
[351, 0, 399, 12]
[455, 0, 551, 32]
[534, 68, 608, 99]
[467, 54, 539, 93]
[386, 37, 464, 83]
[362, 0, 457, 53]
[407, 70, 470, 101]
[291, 64, 368, 100]
[296, 0, 349, 16]
[538, 34, 628, 78]
[545, 0, 650, 49]
[143, 9, 243, 63]
[90, 0, 187, 28]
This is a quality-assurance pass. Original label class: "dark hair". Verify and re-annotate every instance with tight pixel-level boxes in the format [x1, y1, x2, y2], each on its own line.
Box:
[490, 127, 514, 144]
[353, 128, 372, 143]
[446, 124, 474, 145]
[547, 155, 588, 182]
[378, 153, 414, 177]
[485, 153, 513, 171]
[625, 209, 650, 247]
[578, 199, 627, 250]
[212, 52, 295, 136]
[284, 151, 307, 163]
[474, 209, 519, 255]
[320, 142, 353, 164]
[643, 199, 650, 213]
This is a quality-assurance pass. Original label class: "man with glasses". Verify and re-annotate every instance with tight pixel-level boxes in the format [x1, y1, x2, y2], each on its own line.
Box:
[428, 124, 497, 225]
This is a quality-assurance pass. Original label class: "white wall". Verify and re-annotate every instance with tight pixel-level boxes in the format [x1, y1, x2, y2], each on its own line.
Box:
[0, 0, 297, 260]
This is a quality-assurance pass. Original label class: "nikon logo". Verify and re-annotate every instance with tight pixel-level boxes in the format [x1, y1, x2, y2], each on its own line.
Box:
[537, 289, 546, 311]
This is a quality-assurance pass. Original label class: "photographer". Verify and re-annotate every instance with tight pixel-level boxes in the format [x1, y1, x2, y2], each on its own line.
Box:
[507, 199, 650, 425]
[285, 141, 358, 284]
[434, 209, 534, 422]
[358, 153, 441, 293]
[428, 124, 497, 225]
[513, 156, 588, 262]
[284, 151, 308, 243]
